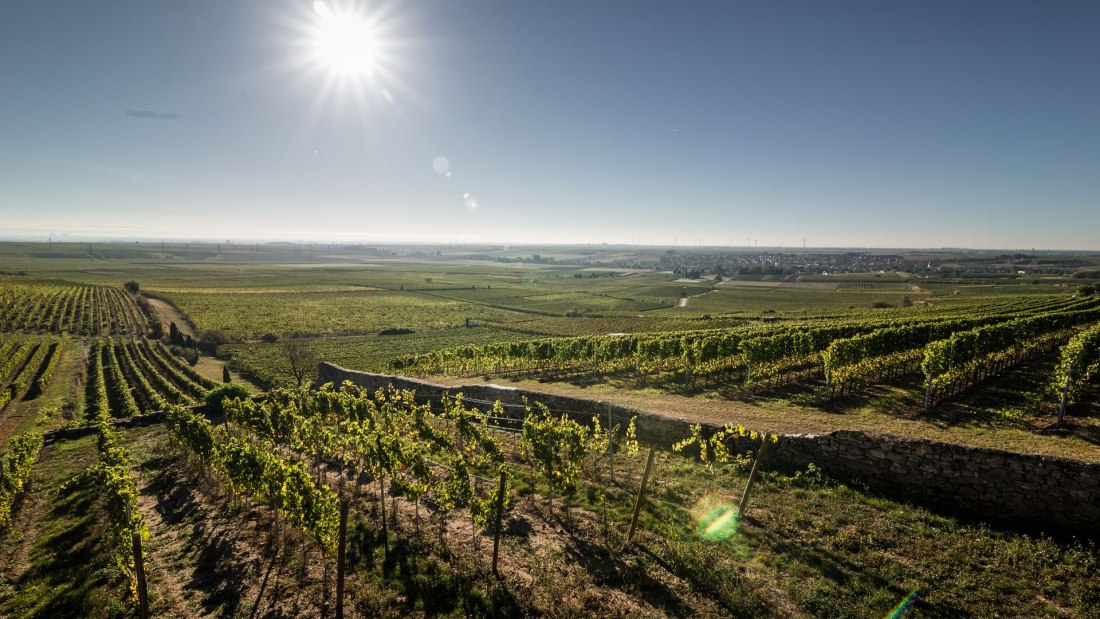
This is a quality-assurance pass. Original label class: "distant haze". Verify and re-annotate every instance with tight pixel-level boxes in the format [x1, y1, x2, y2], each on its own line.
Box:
[1, 1, 1098, 249]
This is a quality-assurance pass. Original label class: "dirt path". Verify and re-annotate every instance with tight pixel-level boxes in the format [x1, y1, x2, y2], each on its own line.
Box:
[127, 428, 329, 618]
[144, 296, 195, 337]
[677, 288, 717, 308]
[193, 357, 261, 393]
[428, 373, 1100, 463]
[0, 461, 48, 594]
[141, 296, 262, 392]
[131, 463, 191, 617]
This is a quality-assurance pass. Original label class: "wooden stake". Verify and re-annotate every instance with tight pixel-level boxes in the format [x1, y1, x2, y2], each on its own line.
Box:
[1057, 361, 1073, 426]
[335, 499, 348, 619]
[491, 468, 508, 577]
[132, 529, 149, 619]
[379, 474, 388, 555]
[627, 448, 656, 543]
[125, 503, 149, 619]
[738, 435, 769, 518]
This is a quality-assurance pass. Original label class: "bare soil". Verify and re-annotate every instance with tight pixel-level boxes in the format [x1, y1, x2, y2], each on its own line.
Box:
[144, 297, 195, 337]
[123, 422, 773, 618]
[127, 430, 334, 618]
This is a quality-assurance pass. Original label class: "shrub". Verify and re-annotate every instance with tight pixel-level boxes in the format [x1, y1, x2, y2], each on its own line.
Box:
[203, 383, 251, 417]
[168, 344, 199, 366]
[197, 329, 232, 353]
[260, 333, 279, 343]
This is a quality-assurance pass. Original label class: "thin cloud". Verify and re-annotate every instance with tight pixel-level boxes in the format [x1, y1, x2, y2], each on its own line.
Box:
[124, 108, 180, 121]
[0, 150, 177, 182]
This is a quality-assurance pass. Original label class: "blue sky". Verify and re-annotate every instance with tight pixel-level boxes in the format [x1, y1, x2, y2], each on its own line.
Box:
[1, 0, 1098, 249]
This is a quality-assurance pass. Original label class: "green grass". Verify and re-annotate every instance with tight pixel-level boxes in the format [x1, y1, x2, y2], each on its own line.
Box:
[160, 290, 528, 339]
[454, 436, 1100, 618]
[564, 450, 1098, 617]
[0, 436, 129, 619]
[220, 326, 534, 386]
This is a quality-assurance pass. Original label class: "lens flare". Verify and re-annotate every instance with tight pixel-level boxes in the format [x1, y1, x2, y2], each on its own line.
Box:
[885, 588, 920, 619]
[691, 494, 739, 542]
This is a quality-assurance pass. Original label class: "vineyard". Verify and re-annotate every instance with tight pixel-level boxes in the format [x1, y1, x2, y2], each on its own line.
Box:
[3, 381, 1094, 617]
[84, 337, 217, 419]
[0, 280, 149, 336]
[0, 247, 1098, 617]
[0, 334, 64, 414]
[394, 296, 1100, 410]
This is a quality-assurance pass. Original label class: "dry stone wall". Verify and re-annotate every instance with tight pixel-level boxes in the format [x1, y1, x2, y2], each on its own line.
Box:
[318, 362, 1100, 536]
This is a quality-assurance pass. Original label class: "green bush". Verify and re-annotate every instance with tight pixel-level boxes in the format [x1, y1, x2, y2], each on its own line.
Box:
[203, 383, 251, 416]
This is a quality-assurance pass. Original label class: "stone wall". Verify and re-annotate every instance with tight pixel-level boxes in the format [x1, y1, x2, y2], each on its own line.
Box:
[318, 362, 1100, 536]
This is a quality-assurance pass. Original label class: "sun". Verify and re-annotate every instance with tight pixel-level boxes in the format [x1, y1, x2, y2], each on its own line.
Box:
[277, 0, 413, 128]
[310, 1, 377, 78]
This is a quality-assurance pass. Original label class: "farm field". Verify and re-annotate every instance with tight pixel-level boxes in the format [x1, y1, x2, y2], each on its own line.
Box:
[12, 2, 1100, 616]
[2, 243, 1098, 454]
[0, 242, 1098, 618]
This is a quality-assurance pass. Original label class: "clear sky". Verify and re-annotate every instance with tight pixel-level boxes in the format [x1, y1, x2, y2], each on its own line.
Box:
[1, 1, 1098, 249]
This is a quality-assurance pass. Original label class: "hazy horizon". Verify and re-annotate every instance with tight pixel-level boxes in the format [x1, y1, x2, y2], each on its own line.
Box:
[0, 234, 1093, 255]
[3, 1, 1098, 249]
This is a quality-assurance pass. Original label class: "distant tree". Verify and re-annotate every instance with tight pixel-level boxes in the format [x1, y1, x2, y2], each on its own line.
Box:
[197, 328, 231, 353]
[169, 322, 183, 346]
[283, 339, 319, 386]
[1078, 284, 1096, 297]
[260, 333, 279, 343]
[222, 365, 232, 383]
[184, 334, 194, 349]
[123, 281, 140, 293]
